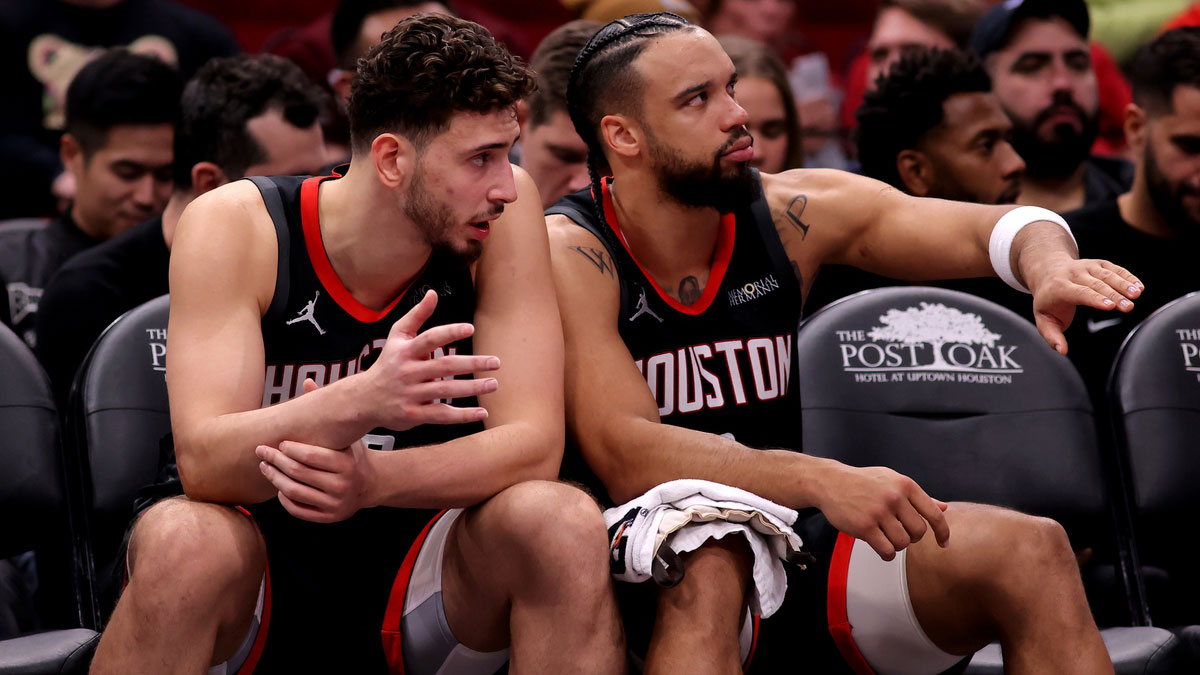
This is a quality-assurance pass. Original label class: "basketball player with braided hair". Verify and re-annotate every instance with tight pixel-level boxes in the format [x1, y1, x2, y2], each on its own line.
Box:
[548, 12, 1140, 674]
[91, 15, 625, 674]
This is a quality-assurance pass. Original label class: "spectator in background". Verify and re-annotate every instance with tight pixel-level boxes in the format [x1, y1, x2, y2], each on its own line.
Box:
[1063, 26, 1200, 406]
[719, 35, 805, 173]
[809, 48, 1029, 315]
[565, 0, 700, 23]
[0, 0, 238, 220]
[858, 49, 1023, 205]
[703, 0, 795, 47]
[864, 0, 983, 89]
[517, 20, 598, 209]
[327, 0, 454, 160]
[0, 50, 181, 349]
[35, 55, 328, 408]
[840, 0, 985, 152]
[971, 0, 1133, 213]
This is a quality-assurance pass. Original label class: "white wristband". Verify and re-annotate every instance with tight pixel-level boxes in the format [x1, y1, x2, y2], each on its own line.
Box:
[988, 206, 1076, 294]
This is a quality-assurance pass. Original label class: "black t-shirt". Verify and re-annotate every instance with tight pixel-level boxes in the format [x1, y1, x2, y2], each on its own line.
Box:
[0, 0, 239, 218]
[1063, 199, 1199, 404]
[34, 215, 169, 407]
[0, 211, 99, 348]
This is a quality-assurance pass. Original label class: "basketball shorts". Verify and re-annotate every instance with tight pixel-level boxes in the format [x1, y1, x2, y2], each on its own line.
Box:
[128, 503, 509, 674]
[619, 513, 971, 675]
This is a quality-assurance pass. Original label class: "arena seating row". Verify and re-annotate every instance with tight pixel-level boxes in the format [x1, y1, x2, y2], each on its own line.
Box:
[1, 287, 1198, 671]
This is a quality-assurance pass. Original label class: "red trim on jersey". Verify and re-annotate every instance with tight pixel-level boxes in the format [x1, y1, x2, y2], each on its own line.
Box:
[827, 533, 877, 675]
[381, 510, 449, 675]
[600, 178, 735, 316]
[742, 614, 761, 671]
[300, 175, 421, 323]
[235, 560, 272, 674]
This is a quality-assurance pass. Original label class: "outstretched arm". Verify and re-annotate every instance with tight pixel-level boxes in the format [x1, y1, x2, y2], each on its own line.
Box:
[764, 169, 1142, 353]
[547, 215, 948, 561]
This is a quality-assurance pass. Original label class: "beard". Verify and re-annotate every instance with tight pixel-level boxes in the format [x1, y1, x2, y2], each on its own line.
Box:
[1008, 93, 1100, 179]
[645, 124, 759, 214]
[1145, 140, 1200, 238]
[403, 169, 494, 263]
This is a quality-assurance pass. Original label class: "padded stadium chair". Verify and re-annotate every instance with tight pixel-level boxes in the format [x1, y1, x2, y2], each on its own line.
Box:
[66, 294, 171, 629]
[794, 286, 1180, 674]
[0, 323, 98, 670]
[1110, 292, 1200, 631]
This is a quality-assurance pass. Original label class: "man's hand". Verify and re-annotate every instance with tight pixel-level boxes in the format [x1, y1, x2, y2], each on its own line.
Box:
[257, 378, 376, 523]
[1025, 255, 1143, 355]
[811, 459, 950, 561]
[363, 289, 502, 430]
[256, 437, 375, 523]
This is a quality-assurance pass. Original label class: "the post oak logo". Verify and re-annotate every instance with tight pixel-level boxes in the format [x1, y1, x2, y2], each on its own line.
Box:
[835, 303, 1022, 385]
[1176, 328, 1200, 381]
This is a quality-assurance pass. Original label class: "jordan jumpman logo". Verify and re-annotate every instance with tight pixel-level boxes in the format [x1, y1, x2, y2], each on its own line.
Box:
[287, 291, 326, 335]
[628, 288, 663, 323]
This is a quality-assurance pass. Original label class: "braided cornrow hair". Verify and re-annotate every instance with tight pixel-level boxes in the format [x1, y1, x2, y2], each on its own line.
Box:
[565, 12, 693, 227]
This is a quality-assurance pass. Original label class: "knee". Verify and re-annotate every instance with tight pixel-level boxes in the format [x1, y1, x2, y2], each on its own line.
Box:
[967, 509, 1077, 593]
[488, 481, 610, 576]
[128, 499, 263, 597]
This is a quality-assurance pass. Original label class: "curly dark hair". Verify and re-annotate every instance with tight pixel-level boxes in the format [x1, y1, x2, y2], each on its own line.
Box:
[1128, 26, 1200, 115]
[856, 48, 990, 190]
[175, 54, 327, 188]
[346, 13, 536, 152]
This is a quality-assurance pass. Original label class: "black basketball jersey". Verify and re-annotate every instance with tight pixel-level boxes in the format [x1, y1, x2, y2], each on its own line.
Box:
[243, 174, 482, 661]
[548, 174, 803, 453]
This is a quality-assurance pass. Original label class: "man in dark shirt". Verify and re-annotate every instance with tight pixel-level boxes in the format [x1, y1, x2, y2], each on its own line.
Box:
[1063, 27, 1200, 403]
[970, 0, 1133, 213]
[809, 48, 1030, 317]
[35, 54, 328, 407]
[0, 0, 238, 219]
[0, 50, 181, 349]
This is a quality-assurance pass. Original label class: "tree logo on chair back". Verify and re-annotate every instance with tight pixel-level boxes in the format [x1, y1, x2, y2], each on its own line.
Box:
[835, 303, 1022, 384]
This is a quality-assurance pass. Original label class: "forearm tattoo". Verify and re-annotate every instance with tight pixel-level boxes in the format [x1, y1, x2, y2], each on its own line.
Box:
[570, 246, 615, 277]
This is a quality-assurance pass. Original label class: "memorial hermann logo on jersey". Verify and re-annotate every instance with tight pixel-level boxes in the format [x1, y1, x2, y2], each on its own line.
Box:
[835, 303, 1022, 385]
[728, 274, 779, 306]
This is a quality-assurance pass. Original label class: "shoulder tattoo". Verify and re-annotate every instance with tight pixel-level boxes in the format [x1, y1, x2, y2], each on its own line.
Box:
[784, 194, 811, 239]
[569, 245, 616, 278]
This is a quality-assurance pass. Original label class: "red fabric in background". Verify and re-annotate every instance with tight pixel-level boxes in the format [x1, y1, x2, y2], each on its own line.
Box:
[175, 0, 572, 60]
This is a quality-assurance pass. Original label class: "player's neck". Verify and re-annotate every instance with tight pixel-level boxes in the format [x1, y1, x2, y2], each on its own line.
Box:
[160, 192, 190, 250]
[608, 175, 722, 285]
[314, 163, 433, 310]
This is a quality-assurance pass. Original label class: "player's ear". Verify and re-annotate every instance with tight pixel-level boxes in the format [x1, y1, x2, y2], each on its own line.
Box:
[601, 114, 642, 161]
[896, 149, 932, 198]
[190, 161, 228, 195]
[371, 132, 415, 189]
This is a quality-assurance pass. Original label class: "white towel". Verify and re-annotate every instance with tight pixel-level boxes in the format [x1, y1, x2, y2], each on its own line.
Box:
[604, 479, 806, 618]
